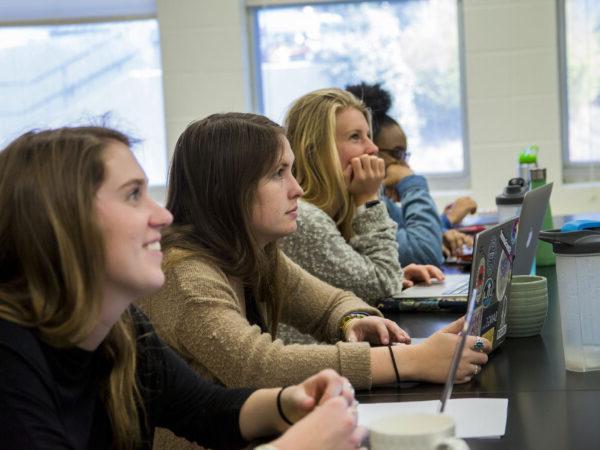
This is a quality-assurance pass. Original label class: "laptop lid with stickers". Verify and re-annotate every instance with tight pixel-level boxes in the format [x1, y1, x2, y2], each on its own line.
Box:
[466, 217, 519, 351]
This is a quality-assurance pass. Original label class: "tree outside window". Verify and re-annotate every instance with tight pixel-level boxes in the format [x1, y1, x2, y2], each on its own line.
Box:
[254, 0, 464, 175]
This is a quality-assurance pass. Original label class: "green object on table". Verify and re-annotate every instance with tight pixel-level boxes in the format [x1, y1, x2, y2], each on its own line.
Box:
[518, 145, 539, 185]
[531, 168, 555, 266]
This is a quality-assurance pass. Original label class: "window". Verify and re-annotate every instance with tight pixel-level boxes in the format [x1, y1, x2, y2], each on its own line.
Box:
[0, 19, 167, 186]
[250, 0, 466, 177]
[561, 0, 600, 182]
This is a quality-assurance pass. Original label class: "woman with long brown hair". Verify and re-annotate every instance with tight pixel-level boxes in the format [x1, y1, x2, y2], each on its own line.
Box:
[0, 126, 366, 450]
[140, 112, 491, 449]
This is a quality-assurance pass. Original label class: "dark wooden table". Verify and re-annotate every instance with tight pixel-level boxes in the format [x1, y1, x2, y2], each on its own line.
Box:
[357, 266, 600, 449]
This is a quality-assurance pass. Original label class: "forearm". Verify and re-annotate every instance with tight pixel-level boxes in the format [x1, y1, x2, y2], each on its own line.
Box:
[395, 227, 444, 267]
[239, 388, 288, 441]
[369, 345, 417, 385]
[395, 175, 444, 266]
[278, 254, 381, 343]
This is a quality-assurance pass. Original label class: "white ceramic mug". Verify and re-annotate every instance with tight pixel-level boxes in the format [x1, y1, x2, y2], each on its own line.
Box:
[370, 413, 469, 450]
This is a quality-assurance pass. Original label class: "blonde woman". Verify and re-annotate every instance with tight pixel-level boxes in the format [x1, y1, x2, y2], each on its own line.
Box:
[346, 82, 476, 262]
[282, 88, 443, 303]
[0, 126, 366, 450]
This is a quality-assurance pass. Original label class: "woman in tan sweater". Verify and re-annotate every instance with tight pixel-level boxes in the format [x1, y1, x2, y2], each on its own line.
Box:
[140, 113, 490, 448]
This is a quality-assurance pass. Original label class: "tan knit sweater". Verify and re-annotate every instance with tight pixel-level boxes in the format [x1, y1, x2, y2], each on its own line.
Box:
[139, 249, 381, 450]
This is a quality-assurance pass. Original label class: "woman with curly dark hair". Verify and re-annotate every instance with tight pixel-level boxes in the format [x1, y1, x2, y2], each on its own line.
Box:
[346, 82, 476, 263]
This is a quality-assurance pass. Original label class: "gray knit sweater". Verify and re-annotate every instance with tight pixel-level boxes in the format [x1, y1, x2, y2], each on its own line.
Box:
[282, 200, 404, 303]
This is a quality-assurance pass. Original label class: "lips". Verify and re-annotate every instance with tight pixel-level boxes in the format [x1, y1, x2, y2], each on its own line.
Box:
[286, 206, 298, 214]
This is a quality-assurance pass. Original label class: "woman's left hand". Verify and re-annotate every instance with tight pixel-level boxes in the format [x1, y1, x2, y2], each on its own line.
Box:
[280, 369, 355, 423]
[345, 316, 411, 345]
[402, 263, 445, 288]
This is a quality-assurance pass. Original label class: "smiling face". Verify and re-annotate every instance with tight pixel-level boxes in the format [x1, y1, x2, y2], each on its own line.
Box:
[95, 141, 173, 301]
[251, 136, 304, 247]
[335, 107, 378, 169]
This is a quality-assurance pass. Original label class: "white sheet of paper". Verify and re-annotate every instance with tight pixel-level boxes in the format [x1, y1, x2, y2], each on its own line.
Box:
[358, 398, 508, 438]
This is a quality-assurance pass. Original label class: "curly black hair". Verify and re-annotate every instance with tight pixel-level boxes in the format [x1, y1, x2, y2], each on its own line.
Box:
[345, 82, 399, 140]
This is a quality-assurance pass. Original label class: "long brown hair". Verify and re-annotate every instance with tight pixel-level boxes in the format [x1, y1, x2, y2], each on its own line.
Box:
[164, 112, 285, 336]
[285, 88, 371, 240]
[0, 127, 143, 450]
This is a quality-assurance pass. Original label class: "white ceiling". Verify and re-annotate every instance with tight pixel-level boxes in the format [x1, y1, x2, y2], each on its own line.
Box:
[0, 0, 156, 23]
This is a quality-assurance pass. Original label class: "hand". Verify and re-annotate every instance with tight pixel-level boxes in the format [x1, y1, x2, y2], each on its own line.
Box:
[345, 316, 411, 345]
[443, 196, 477, 225]
[383, 185, 400, 203]
[383, 161, 413, 187]
[442, 229, 474, 258]
[405, 317, 491, 383]
[271, 396, 367, 450]
[279, 369, 355, 424]
[402, 263, 445, 288]
[343, 155, 385, 206]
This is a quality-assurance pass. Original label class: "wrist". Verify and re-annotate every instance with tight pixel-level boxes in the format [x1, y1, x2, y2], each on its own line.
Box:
[440, 213, 453, 230]
[395, 343, 419, 381]
[355, 199, 380, 216]
[445, 213, 459, 225]
[353, 193, 379, 208]
[277, 386, 294, 427]
[340, 312, 369, 339]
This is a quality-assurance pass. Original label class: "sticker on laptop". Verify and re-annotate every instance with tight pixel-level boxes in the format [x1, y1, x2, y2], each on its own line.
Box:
[482, 278, 494, 307]
[497, 322, 507, 340]
[483, 327, 495, 348]
[475, 255, 486, 305]
[486, 237, 497, 278]
[496, 250, 512, 301]
[468, 305, 484, 336]
[481, 302, 499, 333]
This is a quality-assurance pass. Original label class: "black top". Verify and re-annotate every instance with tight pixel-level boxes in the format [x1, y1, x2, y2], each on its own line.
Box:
[0, 307, 254, 450]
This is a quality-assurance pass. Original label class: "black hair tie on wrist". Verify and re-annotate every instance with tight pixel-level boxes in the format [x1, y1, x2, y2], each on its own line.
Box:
[277, 386, 293, 425]
[388, 344, 401, 385]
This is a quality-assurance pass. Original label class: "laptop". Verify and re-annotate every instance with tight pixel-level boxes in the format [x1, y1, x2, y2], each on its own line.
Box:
[512, 183, 553, 274]
[464, 217, 518, 350]
[393, 183, 552, 308]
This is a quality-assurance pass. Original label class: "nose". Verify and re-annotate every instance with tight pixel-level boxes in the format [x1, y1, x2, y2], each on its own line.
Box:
[150, 200, 173, 229]
[289, 175, 304, 199]
[365, 137, 378, 155]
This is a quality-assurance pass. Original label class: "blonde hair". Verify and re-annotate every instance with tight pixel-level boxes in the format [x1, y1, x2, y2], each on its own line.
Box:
[284, 88, 371, 239]
[0, 127, 143, 450]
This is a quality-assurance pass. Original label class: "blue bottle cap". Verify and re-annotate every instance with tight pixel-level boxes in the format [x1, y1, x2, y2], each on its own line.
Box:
[560, 219, 600, 232]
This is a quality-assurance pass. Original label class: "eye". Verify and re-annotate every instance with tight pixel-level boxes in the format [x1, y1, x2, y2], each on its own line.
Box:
[350, 133, 360, 141]
[127, 186, 141, 202]
[273, 166, 286, 179]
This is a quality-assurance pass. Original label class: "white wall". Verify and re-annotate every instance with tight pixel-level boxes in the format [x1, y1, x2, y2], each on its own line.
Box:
[157, 0, 600, 215]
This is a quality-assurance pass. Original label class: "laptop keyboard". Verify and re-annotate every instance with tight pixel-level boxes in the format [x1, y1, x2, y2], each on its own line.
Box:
[442, 281, 470, 295]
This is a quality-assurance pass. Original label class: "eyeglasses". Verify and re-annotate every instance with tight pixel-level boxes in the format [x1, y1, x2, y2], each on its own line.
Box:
[378, 146, 411, 162]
